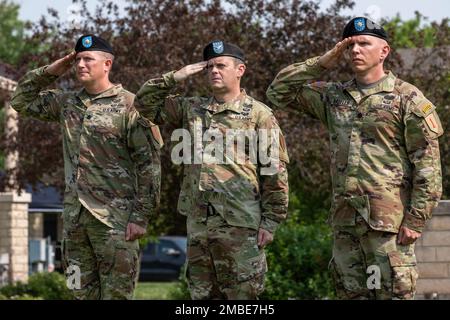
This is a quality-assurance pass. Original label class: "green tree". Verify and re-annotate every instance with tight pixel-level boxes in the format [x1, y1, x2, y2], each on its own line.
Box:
[384, 12, 440, 48]
[0, 0, 32, 65]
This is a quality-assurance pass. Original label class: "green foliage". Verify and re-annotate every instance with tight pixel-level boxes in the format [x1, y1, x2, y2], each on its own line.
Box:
[384, 12, 443, 48]
[133, 282, 180, 300]
[261, 199, 335, 300]
[0, 0, 37, 65]
[168, 265, 191, 299]
[0, 272, 74, 300]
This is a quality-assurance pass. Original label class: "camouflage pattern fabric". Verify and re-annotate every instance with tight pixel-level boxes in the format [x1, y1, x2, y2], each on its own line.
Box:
[266, 55, 443, 300]
[61, 206, 140, 300]
[266, 56, 443, 233]
[11, 66, 163, 299]
[136, 71, 289, 234]
[136, 71, 289, 299]
[186, 204, 267, 300]
[330, 213, 418, 300]
[11, 66, 163, 230]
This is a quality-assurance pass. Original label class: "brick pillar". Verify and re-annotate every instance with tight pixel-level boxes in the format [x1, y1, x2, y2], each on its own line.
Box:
[1, 91, 31, 283]
[0, 192, 31, 283]
[4, 102, 19, 187]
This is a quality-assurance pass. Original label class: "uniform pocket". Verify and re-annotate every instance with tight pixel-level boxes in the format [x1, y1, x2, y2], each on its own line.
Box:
[237, 251, 268, 283]
[388, 247, 418, 299]
[328, 257, 345, 298]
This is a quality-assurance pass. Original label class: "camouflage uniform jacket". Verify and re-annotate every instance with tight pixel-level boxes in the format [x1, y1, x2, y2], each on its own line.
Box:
[11, 66, 163, 229]
[266, 56, 443, 233]
[136, 71, 289, 233]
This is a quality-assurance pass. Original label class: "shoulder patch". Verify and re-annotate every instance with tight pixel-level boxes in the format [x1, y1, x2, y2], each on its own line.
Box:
[411, 99, 436, 118]
[138, 116, 164, 149]
[424, 113, 440, 134]
[150, 124, 164, 148]
[421, 103, 433, 115]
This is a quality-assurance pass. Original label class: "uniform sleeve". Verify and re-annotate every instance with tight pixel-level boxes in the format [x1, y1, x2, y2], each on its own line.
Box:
[126, 106, 163, 229]
[10, 66, 62, 122]
[258, 113, 290, 234]
[266, 56, 329, 126]
[403, 97, 443, 232]
[135, 71, 184, 128]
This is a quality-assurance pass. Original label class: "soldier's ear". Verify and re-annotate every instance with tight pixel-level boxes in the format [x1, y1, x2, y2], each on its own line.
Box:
[380, 42, 390, 61]
[237, 64, 246, 77]
[104, 59, 113, 72]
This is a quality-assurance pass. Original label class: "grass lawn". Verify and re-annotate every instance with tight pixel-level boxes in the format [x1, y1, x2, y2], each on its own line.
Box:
[134, 281, 180, 300]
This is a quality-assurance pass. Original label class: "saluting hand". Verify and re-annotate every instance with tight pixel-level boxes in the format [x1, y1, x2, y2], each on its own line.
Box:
[45, 51, 77, 76]
[318, 37, 353, 69]
[173, 61, 208, 82]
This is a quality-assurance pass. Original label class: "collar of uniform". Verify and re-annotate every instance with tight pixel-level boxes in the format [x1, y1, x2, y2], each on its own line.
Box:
[76, 84, 123, 104]
[204, 89, 247, 114]
[344, 71, 396, 103]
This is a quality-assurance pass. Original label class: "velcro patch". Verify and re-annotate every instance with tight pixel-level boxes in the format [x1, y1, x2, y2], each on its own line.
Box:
[421, 103, 433, 115]
[150, 125, 164, 148]
[424, 113, 440, 134]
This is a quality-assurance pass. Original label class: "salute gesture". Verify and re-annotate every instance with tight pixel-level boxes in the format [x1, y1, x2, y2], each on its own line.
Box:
[173, 61, 208, 82]
[318, 37, 353, 69]
[45, 51, 77, 76]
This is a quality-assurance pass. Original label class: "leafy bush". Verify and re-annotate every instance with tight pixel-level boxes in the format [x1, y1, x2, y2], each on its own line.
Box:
[262, 219, 335, 299]
[0, 272, 74, 300]
[168, 265, 190, 300]
[261, 192, 335, 300]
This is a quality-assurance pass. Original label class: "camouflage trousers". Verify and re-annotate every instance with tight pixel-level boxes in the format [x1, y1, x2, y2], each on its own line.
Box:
[61, 206, 140, 300]
[186, 205, 267, 300]
[330, 214, 418, 300]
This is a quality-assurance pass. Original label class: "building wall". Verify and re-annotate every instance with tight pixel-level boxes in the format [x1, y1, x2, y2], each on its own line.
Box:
[0, 192, 31, 283]
[416, 200, 450, 299]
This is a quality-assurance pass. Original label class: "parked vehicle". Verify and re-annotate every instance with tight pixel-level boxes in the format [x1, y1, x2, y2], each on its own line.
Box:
[139, 236, 187, 281]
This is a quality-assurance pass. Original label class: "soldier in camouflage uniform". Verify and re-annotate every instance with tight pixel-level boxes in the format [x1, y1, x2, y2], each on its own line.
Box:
[266, 17, 443, 299]
[135, 41, 289, 299]
[11, 35, 162, 299]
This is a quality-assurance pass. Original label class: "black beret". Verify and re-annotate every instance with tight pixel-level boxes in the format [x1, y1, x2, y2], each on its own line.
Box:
[342, 17, 388, 41]
[203, 40, 245, 62]
[75, 34, 114, 55]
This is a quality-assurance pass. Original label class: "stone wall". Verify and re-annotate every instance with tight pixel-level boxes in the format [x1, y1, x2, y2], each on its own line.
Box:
[0, 192, 31, 283]
[416, 200, 450, 299]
